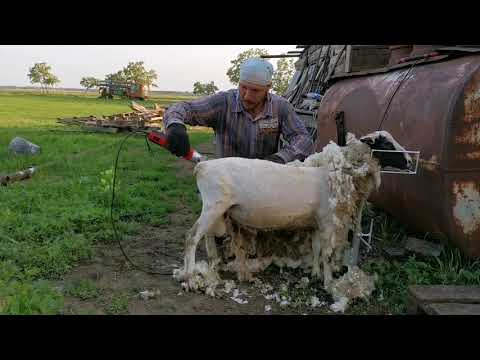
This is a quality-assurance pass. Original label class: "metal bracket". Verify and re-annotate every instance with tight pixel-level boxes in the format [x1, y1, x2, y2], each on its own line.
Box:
[358, 219, 374, 251]
[335, 111, 346, 146]
[347, 219, 375, 267]
[371, 149, 421, 174]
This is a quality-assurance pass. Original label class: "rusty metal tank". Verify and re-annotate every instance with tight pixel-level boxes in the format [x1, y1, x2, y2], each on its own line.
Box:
[316, 53, 480, 257]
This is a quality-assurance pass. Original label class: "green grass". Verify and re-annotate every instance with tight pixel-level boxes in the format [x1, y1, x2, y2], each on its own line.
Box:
[103, 292, 130, 315]
[65, 279, 101, 301]
[0, 90, 211, 314]
[360, 206, 480, 314]
[2, 90, 478, 315]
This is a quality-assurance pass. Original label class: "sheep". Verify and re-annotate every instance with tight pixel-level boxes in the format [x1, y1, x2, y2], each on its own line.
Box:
[173, 131, 413, 298]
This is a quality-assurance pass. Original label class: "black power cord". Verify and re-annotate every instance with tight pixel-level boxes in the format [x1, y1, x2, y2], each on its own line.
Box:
[377, 59, 421, 131]
[110, 130, 181, 276]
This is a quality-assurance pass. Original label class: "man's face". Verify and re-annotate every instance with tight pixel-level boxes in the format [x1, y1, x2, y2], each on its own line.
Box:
[239, 81, 271, 111]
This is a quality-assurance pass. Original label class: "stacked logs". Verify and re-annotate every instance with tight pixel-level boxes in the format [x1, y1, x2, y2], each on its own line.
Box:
[57, 101, 165, 133]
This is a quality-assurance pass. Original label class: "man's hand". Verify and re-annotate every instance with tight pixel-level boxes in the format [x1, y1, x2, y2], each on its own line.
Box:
[166, 123, 190, 157]
[264, 153, 285, 164]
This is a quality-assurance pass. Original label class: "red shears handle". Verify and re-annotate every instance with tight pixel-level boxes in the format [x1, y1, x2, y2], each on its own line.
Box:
[147, 131, 197, 161]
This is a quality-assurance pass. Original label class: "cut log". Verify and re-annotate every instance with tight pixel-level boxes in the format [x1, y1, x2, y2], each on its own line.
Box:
[0, 167, 36, 186]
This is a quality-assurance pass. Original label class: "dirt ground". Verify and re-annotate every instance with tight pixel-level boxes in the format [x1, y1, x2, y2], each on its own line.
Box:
[60, 142, 371, 315]
[61, 212, 332, 315]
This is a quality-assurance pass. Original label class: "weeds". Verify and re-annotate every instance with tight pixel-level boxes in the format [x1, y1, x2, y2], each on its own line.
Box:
[0, 91, 210, 314]
[364, 243, 480, 313]
[104, 293, 130, 315]
[65, 279, 101, 301]
[0, 261, 63, 314]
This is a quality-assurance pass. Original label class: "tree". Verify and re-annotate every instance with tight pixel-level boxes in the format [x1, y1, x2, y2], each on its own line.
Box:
[80, 77, 100, 91]
[105, 62, 158, 89]
[44, 73, 60, 92]
[272, 57, 295, 96]
[105, 70, 127, 84]
[27, 62, 60, 93]
[193, 81, 219, 96]
[226, 48, 269, 85]
[122, 61, 158, 89]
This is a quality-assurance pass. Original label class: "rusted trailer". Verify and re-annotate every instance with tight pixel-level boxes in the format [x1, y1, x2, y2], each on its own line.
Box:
[315, 48, 480, 257]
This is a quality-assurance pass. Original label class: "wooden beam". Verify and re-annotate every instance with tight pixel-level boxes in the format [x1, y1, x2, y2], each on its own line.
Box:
[345, 45, 352, 73]
[409, 285, 480, 304]
[261, 54, 301, 59]
[424, 303, 480, 315]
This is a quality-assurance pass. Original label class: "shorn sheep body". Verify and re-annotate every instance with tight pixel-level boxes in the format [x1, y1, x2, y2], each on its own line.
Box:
[173, 131, 413, 311]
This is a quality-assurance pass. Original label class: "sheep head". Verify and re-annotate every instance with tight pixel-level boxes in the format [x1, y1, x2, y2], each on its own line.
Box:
[360, 131, 413, 171]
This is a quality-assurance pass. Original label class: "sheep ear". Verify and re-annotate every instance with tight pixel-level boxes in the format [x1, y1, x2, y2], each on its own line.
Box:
[360, 137, 375, 146]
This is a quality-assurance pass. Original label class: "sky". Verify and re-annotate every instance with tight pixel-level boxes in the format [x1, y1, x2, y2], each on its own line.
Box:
[0, 45, 298, 92]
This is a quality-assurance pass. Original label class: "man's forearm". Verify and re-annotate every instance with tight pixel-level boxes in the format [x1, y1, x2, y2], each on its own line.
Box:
[277, 133, 314, 163]
[275, 101, 315, 163]
[163, 92, 227, 129]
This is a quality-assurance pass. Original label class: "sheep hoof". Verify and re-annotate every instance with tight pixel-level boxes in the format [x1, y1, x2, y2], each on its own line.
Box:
[181, 276, 199, 293]
[311, 267, 321, 278]
[173, 267, 187, 282]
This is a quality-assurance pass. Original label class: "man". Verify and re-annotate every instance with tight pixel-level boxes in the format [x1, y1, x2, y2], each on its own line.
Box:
[163, 57, 314, 164]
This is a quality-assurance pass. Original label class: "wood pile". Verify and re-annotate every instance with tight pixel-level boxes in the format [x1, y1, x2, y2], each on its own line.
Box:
[57, 101, 165, 133]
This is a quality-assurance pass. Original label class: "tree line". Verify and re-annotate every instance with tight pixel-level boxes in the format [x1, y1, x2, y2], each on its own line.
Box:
[26, 48, 295, 97]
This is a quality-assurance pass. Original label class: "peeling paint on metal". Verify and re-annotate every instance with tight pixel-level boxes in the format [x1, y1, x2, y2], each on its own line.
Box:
[455, 122, 480, 145]
[457, 151, 480, 160]
[464, 86, 480, 124]
[419, 155, 439, 171]
[452, 182, 480, 235]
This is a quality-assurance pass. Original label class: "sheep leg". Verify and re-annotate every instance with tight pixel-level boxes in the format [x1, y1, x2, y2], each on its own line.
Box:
[205, 236, 220, 270]
[350, 199, 366, 267]
[236, 230, 253, 282]
[311, 229, 322, 278]
[184, 205, 230, 278]
[322, 256, 333, 289]
[321, 236, 334, 289]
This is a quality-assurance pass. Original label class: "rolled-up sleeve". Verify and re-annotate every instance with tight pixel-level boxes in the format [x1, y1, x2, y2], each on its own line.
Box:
[276, 101, 314, 163]
[163, 92, 227, 129]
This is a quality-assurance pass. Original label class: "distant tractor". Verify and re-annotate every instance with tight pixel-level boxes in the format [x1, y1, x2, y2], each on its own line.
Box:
[98, 81, 149, 100]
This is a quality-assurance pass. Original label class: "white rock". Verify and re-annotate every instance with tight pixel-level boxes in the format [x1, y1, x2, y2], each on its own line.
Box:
[223, 280, 236, 294]
[231, 297, 248, 304]
[330, 297, 349, 313]
[297, 277, 310, 289]
[265, 305, 272, 312]
[139, 290, 160, 300]
[310, 296, 321, 308]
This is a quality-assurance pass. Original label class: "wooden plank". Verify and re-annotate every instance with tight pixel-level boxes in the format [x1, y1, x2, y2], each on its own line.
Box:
[423, 303, 480, 315]
[409, 285, 480, 304]
[345, 45, 352, 73]
[81, 126, 119, 133]
[260, 55, 301, 59]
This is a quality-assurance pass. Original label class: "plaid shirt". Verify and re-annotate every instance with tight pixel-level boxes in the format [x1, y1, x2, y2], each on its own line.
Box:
[163, 89, 314, 163]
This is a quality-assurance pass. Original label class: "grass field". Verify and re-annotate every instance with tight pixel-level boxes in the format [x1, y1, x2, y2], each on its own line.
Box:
[0, 91, 211, 314]
[1, 90, 479, 315]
